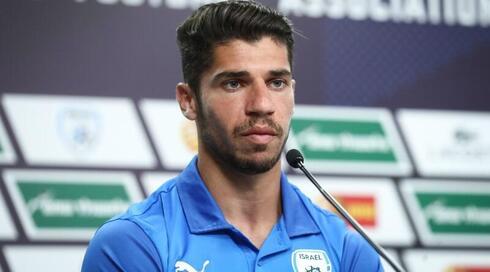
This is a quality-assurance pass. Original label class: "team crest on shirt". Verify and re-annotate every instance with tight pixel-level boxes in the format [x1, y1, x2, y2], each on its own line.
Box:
[291, 249, 332, 272]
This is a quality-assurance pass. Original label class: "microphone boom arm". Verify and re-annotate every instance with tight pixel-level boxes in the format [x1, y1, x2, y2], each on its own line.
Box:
[296, 161, 405, 272]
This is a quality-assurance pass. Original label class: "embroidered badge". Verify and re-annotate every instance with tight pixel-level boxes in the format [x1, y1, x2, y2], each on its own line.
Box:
[175, 260, 210, 272]
[291, 249, 332, 272]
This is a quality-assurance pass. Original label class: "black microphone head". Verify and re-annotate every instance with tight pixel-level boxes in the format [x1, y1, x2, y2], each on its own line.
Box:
[286, 149, 304, 168]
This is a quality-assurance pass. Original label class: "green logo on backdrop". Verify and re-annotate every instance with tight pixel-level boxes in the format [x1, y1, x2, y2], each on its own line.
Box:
[291, 118, 396, 162]
[17, 181, 131, 228]
[417, 192, 490, 234]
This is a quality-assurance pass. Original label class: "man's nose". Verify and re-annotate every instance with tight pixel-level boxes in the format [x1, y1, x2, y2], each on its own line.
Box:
[245, 82, 274, 117]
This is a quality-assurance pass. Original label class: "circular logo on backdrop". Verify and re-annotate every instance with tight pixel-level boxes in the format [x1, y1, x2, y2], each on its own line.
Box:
[57, 107, 102, 155]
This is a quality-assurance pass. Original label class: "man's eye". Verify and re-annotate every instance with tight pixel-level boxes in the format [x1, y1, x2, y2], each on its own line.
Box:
[269, 79, 287, 89]
[223, 80, 242, 90]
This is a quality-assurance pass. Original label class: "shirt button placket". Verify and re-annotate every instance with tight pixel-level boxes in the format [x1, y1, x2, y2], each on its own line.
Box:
[255, 259, 264, 272]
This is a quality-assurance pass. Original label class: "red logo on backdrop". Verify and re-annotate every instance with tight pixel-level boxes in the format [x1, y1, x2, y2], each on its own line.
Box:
[316, 194, 377, 228]
[445, 267, 490, 272]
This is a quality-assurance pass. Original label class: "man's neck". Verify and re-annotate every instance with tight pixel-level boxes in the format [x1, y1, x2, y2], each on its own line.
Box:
[197, 151, 283, 249]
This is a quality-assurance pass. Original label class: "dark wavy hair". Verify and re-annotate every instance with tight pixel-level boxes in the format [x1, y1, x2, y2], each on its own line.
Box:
[176, 0, 294, 95]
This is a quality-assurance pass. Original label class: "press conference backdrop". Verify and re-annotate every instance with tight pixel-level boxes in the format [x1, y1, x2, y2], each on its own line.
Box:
[1, 0, 490, 271]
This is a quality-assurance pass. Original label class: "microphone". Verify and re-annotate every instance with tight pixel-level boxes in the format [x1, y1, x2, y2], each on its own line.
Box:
[286, 149, 405, 272]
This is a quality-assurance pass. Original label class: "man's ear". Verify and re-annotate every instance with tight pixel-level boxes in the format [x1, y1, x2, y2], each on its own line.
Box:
[176, 83, 198, 120]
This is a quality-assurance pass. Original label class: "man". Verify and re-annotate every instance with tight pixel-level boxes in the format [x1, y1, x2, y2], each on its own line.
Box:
[82, 1, 383, 271]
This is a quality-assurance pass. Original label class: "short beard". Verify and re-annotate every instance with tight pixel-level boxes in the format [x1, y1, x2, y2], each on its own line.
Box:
[196, 103, 286, 175]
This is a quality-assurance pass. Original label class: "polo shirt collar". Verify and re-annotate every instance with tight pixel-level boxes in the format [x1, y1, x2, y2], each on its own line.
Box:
[176, 156, 320, 237]
[280, 172, 320, 237]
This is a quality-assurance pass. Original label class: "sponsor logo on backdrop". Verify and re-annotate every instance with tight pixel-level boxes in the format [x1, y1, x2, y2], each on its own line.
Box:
[287, 106, 411, 175]
[57, 107, 101, 154]
[24, 184, 129, 228]
[316, 194, 377, 227]
[427, 125, 490, 165]
[291, 176, 415, 246]
[402, 179, 490, 246]
[292, 119, 396, 162]
[278, 0, 490, 27]
[397, 110, 490, 177]
[2, 94, 155, 168]
[442, 126, 490, 160]
[72, 0, 489, 28]
[418, 192, 490, 234]
[445, 266, 490, 272]
[4, 170, 142, 240]
[403, 250, 490, 272]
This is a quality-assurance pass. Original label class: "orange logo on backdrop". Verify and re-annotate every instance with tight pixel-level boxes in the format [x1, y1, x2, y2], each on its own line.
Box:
[315, 194, 377, 227]
[445, 266, 490, 272]
[180, 120, 198, 152]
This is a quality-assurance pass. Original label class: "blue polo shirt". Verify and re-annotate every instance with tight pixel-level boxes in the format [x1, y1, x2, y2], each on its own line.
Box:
[82, 157, 383, 272]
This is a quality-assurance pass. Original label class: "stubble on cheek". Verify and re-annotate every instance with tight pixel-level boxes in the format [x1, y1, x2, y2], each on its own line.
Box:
[196, 104, 287, 174]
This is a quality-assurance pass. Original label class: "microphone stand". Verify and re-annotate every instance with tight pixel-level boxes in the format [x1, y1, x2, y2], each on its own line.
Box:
[295, 161, 405, 272]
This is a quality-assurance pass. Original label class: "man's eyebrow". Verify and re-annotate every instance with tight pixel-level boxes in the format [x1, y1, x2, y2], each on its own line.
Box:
[210, 69, 292, 84]
[211, 71, 250, 84]
[269, 69, 292, 78]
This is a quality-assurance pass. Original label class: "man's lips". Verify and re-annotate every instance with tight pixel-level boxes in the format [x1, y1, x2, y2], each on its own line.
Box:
[240, 127, 278, 144]
[241, 127, 277, 136]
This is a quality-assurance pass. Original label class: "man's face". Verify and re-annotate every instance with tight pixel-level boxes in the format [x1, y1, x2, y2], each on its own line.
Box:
[195, 36, 294, 175]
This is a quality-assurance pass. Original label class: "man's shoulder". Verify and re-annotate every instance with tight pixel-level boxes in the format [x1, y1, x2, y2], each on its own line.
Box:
[100, 177, 179, 241]
[116, 177, 178, 221]
[341, 231, 384, 271]
[86, 176, 179, 249]
[82, 178, 180, 271]
[82, 219, 164, 271]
